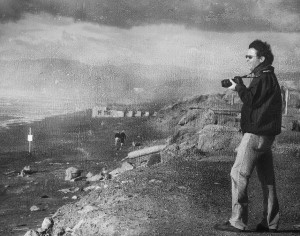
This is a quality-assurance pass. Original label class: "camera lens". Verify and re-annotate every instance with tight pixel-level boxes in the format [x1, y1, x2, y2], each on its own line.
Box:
[221, 79, 232, 88]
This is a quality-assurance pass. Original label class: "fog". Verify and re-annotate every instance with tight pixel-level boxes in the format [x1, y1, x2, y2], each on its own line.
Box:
[0, 0, 299, 119]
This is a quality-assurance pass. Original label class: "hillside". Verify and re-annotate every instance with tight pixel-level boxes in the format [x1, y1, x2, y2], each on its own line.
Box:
[0, 59, 221, 108]
[11, 93, 300, 236]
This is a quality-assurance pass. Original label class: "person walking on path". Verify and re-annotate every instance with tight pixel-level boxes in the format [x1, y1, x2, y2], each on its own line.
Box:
[114, 131, 121, 149]
[215, 39, 282, 233]
[120, 130, 127, 149]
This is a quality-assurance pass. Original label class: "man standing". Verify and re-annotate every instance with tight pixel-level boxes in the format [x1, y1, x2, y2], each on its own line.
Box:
[215, 40, 282, 232]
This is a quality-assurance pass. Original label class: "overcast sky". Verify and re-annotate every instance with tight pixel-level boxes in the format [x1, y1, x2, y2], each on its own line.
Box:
[0, 0, 299, 102]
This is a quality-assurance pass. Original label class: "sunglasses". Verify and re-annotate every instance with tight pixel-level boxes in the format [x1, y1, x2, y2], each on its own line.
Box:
[245, 55, 257, 59]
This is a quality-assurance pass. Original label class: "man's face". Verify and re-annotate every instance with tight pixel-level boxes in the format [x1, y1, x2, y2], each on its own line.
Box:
[246, 48, 263, 72]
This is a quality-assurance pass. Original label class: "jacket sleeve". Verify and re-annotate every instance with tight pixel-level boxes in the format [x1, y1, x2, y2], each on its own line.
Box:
[235, 76, 270, 108]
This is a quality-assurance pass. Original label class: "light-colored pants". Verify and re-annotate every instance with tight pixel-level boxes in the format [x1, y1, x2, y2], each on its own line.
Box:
[229, 133, 279, 230]
[115, 137, 120, 146]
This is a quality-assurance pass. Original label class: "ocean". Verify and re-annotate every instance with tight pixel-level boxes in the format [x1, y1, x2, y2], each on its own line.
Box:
[0, 96, 84, 129]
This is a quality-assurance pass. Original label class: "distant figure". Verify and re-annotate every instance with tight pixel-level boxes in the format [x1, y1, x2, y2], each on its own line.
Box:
[120, 130, 127, 147]
[114, 131, 121, 148]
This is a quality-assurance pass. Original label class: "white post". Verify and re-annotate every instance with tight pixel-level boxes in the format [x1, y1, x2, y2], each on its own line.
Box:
[28, 127, 33, 153]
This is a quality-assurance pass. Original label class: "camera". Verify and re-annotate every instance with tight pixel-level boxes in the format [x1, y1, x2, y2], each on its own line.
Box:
[221, 76, 244, 88]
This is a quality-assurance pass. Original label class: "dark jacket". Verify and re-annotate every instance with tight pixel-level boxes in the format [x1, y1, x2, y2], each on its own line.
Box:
[120, 132, 126, 143]
[235, 64, 282, 136]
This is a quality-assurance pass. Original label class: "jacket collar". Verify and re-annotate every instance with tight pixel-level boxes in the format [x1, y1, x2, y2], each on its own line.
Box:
[251, 64, 274, 76]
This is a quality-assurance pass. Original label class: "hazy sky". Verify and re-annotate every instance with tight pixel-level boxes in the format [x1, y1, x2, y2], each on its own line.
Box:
[1, 0, 299, 71]
[0, 0, 299, 105]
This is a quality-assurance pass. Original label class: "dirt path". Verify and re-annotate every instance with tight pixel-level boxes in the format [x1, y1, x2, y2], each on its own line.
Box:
[50, 148, 300, 236]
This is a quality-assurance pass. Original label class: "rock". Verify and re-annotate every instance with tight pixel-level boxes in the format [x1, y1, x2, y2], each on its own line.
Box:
[109, 162, 134, 178]
[72, 195, 78, 200]
[70, 176, 85, 182]
[147, 153, 161, 167]
[101, 167, 111, 180]
[125, 145, 167, 159]
[24, 229, 40, 236]
[197, 124, 242, 153]
[86, 172, 94, 178]
[83, 185, 101, 191]
[30, 205, 40, 212]
[52, 226, 67, 236]
[58, 188, 71, 194]
[58, 187, 79, 193]
[41, 217, 54, 231]
[36, 227, 44, 233]
[160, 144, 179, 163]
[65, 167, 81, 181]
[86, 174, 103, 182]
[54, 227, 65, 236]
[18, 170, 26, 177]
[23, 165, 33, 174]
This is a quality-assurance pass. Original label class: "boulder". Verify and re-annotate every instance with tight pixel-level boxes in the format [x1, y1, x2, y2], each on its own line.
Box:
[86, 174, 103, 182]
[147, 153, 161, 167]
[125, 145, 166, 160]
[109, 162, 134, 178]
[197, 124, 242, 153]
[24, 230, 40, 236]
[65, 167, 81, 181]
[41, 217, 54, 231]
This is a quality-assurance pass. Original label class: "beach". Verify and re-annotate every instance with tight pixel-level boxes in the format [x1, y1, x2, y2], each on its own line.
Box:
[0, 110, 165, 236]
[1, 106, 300, 235]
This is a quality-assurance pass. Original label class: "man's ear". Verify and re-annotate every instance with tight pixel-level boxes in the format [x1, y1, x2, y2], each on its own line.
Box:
[259, 56, 265, 63]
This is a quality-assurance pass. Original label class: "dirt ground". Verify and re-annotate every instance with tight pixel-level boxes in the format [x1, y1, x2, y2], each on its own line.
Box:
[0, 112, 300, 236]
[0, 113, 164, 236]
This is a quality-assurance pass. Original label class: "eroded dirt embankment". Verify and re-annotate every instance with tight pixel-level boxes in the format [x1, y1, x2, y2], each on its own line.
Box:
[51, 142, 300, 236]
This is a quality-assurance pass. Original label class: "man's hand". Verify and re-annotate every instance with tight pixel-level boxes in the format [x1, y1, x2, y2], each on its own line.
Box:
[228, 78, 237, 91]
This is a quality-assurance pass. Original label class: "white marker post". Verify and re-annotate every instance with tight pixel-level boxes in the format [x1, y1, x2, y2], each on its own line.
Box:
[28, 127, 33, 154]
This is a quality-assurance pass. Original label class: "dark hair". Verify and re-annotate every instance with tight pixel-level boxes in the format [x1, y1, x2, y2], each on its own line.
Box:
[249, 39, 274, 65]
